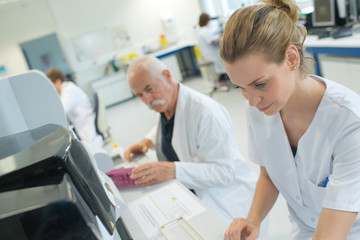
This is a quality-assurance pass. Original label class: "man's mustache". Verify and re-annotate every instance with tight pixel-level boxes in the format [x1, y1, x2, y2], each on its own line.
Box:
[149, 99, 165, 109]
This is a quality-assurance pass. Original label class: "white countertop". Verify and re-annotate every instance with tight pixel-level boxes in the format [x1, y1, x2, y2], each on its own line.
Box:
[304, 32, 360, 48]
[150, 40, 196, 58]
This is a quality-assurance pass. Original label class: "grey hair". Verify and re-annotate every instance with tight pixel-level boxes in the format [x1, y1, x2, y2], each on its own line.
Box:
[127, 55, 169, 87]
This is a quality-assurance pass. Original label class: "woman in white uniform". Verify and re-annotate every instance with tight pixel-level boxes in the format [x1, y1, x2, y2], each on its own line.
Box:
[197, 13, 228, 81]
[220, 0, 360, 239]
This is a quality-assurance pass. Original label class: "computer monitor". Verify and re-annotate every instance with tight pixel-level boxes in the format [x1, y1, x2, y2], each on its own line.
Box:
[312, 0, 336, 27]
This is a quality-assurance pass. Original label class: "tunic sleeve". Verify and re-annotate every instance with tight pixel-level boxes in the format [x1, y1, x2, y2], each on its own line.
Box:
[323, 119, 360, 212]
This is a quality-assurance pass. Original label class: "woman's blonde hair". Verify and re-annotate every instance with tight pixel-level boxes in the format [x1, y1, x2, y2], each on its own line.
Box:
[220, 0, 310, 76]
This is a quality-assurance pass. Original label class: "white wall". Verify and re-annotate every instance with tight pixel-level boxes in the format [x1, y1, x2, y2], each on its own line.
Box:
[49, 0, 201, 94]
[319, 55, 360, 94]
[49, 0, 200, 45]
[0, 0, 57, 75]
[0, 0, 202, 85]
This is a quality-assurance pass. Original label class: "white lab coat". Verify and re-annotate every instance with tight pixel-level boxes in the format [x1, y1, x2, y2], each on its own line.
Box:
[146, 84, 257, 223]
[246, 75, 360, 239]
[197, 25, 226, 74]
[61, 81, 104, 148]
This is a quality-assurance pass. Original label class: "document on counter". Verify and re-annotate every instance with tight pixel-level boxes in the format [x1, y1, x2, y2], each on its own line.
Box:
[127, 181, 206, 238]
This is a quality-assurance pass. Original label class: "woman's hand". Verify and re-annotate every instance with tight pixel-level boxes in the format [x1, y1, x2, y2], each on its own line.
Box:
[224, 218, 259, 240]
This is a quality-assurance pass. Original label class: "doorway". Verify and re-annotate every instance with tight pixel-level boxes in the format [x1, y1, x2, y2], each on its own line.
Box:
[20, 33, 72, 80]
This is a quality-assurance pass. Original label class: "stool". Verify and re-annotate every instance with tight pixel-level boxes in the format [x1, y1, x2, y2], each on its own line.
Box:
[197, 61, 230, 97]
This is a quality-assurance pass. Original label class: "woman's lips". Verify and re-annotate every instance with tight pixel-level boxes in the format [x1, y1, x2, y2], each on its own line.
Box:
[258, 104, 271, 112]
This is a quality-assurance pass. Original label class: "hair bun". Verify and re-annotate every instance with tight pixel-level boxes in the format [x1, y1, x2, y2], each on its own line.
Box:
[262, 0, 299, 23]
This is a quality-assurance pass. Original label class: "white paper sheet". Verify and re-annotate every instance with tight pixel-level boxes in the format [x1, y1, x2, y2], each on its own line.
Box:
[127, 182, 206, 238]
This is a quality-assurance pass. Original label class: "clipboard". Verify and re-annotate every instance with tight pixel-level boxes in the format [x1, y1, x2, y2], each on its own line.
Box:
[159, 217, 206, 240]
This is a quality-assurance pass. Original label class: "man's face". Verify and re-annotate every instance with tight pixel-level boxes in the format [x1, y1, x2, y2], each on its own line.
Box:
[53, 79, 62, 94]
[128, 68, 170, 113]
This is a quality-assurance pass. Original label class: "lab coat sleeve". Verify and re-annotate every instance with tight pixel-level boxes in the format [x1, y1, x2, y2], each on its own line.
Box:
[323, 121, 360, 211]
[199, 27, 220, 45]
[145, 125, 157, 147]
[175, 108, 242, 189]
[60, 82, 90, 114]
[60, 83, 81, 114]
[61, 93, 78, 114]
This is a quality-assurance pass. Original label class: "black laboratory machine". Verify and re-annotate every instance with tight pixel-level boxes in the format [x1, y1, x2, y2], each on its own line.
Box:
[0, 124, 120, 239]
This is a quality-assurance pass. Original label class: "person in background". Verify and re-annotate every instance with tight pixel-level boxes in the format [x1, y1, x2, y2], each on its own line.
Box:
[220, 0, 360, 239]
[197, 13, 229, 84]
[46, 68, 104, 149]
[123, 55, 260, 228]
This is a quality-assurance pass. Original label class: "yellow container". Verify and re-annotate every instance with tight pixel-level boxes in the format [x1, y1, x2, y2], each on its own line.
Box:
[121, 52, 138, 63]
[129, 52, 138, 60]
[194, 46, 202, 58]
[160, 34, 168, 48]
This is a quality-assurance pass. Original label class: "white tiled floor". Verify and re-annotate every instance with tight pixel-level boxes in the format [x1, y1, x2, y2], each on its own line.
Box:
[106, 77, 291, 239]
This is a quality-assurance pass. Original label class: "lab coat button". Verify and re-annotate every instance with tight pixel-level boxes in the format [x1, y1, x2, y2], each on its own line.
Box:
[311, 217, 316, 222]
[296, 196, 300, 201]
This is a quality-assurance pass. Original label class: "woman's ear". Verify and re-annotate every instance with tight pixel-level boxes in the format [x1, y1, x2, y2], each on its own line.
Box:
[285, 45, 300, 70]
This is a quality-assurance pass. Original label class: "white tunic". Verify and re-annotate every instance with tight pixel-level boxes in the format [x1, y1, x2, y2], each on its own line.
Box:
[61, 81, 103, 148]
[246, 75, 360, 239]
[197, 25, 226, 74]
[146, 84, 258, 223]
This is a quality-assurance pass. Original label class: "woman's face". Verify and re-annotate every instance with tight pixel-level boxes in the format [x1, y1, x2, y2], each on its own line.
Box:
[224, 54, 295, 116]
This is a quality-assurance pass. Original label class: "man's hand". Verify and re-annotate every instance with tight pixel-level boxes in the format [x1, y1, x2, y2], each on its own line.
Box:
[123, 138, 154, 162]
[130, 162, 176, 187]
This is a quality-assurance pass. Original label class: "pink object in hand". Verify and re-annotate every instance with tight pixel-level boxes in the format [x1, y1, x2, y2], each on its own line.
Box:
[106, 168, 136, 187]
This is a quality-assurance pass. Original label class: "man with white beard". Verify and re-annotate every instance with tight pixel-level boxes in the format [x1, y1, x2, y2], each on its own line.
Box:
[123, 55, 258, 225]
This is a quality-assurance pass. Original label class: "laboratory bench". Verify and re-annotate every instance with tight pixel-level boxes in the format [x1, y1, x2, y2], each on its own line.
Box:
[305, 33, 360, 76]
[90, 41, 198, 108]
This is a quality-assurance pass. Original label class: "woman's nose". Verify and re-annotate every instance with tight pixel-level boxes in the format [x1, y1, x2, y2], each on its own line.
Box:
[247, 92, 261, 107]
